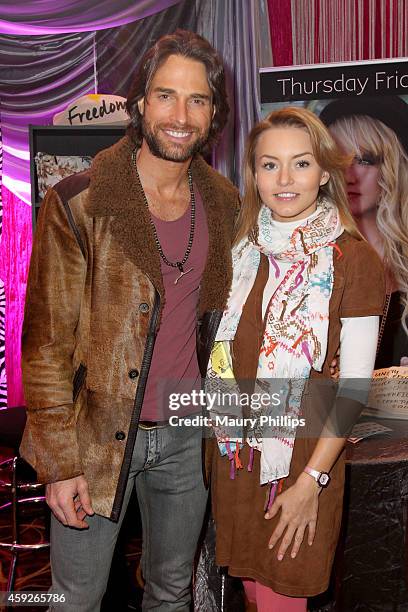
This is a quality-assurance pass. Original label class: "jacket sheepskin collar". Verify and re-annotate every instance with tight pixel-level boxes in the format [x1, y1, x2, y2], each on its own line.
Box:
[87, 135, 239, 315]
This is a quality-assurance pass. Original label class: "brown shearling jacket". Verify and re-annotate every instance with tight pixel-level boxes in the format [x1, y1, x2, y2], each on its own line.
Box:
[20, 135, 238, 520]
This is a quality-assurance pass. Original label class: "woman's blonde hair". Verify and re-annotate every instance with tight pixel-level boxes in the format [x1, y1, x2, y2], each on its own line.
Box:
[330, 114, 408, 333]
[235, 106, 361, 245]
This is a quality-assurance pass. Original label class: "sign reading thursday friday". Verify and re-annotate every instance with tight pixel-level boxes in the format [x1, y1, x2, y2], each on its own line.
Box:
[260, 58, 408, 104]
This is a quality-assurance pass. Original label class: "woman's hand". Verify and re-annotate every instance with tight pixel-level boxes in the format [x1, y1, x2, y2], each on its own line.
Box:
[264, 473, 320, 560]
[329, 348, 340, 380]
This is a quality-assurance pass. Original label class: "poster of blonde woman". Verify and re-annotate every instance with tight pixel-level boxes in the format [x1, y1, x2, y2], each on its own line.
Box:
[260, 59, 408, 371]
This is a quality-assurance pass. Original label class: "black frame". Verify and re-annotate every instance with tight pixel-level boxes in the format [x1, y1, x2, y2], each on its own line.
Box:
[29, 125, 126, 228]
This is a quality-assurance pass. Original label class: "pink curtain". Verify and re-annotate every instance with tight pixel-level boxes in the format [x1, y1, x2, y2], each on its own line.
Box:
[0, 187, 32, 407]
[267, 0, 408, 66]
[268, 0, 293, 67]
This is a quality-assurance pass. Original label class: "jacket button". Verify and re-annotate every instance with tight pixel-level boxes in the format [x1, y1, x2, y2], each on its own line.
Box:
[128, 369, 139, 379]
[115, 431, 126, 441]
[139, 302, 150, 313]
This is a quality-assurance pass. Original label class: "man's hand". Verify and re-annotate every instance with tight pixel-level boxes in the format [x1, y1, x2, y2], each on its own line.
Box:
[46, 475, 94, 529]
[264, 473, 320, 560]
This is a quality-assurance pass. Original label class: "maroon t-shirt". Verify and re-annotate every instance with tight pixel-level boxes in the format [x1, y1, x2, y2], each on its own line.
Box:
[140, 188, 209, 421]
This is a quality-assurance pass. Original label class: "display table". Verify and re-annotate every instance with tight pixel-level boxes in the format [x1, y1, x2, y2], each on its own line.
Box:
[337, 419, 408, 611]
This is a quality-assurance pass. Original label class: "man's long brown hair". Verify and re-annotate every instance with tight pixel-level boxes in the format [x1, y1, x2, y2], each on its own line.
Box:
[126, 29, 229, 156]
[235, 106, 361, 245]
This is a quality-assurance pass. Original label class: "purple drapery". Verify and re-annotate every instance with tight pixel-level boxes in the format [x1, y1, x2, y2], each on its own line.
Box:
[0, 0, 195, 407]
[197, 0, 273, 190]
[1, 1, 196, 201]
[0, 1, 182, 34]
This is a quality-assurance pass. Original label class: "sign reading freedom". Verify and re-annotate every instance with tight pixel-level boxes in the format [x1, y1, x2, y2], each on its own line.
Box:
[260, 59, 408, 103]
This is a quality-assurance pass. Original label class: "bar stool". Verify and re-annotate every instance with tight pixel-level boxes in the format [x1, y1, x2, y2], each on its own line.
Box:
[0, 407, 50, 592]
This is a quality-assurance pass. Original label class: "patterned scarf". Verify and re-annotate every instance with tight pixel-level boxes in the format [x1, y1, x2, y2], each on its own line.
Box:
[207, 199, 343, 484]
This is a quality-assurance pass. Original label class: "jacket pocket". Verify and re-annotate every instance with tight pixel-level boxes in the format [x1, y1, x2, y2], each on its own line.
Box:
[73, 363, 87, 403]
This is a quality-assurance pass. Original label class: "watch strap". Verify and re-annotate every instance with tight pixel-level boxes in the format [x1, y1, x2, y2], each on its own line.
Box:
[303, 466, 320, 481]
[303, 466, 331, 488]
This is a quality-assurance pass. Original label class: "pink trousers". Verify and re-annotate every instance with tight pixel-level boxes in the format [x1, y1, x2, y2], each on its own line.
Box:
[243, 579, 307, 612]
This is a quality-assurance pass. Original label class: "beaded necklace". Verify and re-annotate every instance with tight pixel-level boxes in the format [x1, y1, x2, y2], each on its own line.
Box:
[132, 149, 195, 284]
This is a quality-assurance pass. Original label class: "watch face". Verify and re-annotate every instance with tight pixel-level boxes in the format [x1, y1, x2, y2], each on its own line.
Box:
[318, 473, 330, 487]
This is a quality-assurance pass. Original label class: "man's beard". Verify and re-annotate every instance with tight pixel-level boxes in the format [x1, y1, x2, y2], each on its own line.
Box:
[141, 118, 210, 162]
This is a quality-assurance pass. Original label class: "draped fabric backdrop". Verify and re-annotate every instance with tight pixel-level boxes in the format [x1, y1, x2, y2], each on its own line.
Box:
[268, 0, 408, 65]
[0, 1, 182, 34]
[197, 0, 272, 187]
[1, 32, 97, 203]
[0, 0, 408, 406]
[95, 3, 198, 101]
[0, 123, 5, 409]
[0, 0, 194, 407]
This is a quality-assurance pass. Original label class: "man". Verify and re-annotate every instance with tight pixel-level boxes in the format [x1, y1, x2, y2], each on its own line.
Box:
[20, 30, 239, 611]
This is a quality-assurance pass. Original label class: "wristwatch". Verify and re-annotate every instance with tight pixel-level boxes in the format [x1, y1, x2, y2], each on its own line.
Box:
[303, 466, 331, 488]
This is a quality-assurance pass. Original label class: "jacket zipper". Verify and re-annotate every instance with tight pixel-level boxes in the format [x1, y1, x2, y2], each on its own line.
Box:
[110, 289, 161, 521]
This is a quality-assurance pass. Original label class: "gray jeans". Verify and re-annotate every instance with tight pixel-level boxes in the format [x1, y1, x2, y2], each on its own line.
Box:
[49, 423, 208, 611]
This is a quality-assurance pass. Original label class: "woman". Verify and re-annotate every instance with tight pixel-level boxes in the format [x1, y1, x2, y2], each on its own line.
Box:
[320, 97, 408, 367]
[208, 107, 385, 611]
